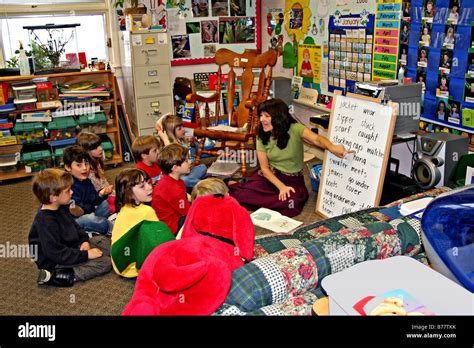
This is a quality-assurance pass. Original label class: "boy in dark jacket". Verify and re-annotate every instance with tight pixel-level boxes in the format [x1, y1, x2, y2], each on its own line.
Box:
[63, 145, 112, 235]
[28, 169, 111, 287]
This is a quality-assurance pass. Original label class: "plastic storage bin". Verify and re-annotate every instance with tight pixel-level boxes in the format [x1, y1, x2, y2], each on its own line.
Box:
[21, 149, 52, 173]
[53, 146, 67, 167]
[14, 98, 37, 111]
[78, 113, 107, 134]
[102, 140, 113, 161]
[421, 186, 474, 292]
[13, 122, 44, 144]
[310, 164, 322, 191]
[47, 117, 77, 141]
[36, 81, 58, 102]
[12, 83, 37, 100]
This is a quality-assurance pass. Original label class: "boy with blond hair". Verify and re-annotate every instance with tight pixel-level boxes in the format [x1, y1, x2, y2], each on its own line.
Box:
[29, 169, 111, 287]
[132, 135, 163, 185]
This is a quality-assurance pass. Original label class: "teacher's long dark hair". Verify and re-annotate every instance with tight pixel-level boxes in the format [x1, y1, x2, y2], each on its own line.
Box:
[257, 98, 296, 149]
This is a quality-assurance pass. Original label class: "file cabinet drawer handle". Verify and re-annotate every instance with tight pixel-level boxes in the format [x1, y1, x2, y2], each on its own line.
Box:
[144, 81, 160, 85]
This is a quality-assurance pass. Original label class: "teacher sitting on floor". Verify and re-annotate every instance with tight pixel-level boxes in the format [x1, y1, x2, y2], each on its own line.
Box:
[229, 98, 352, 217]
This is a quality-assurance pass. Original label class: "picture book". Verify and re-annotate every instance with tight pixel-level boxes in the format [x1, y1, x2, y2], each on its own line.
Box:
[353, 289, 435, 316]
[250, 208, 303, 233]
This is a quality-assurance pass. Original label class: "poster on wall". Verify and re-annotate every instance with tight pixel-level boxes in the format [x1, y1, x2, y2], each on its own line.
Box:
[372, 0, 402, 81]
[297, 44, 322, 84]
[328, 11, 375, 92]
[169, 0, 260, 66]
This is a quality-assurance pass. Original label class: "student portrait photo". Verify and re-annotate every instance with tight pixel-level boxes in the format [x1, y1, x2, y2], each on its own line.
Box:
[448, 0, 460, 24]
[400, 44, 408, 65]
[400, 22, 409, 45]
[417, 69, 427, 93]
[418, 47, 429, 68]
[420, 23, 431, 47]
[439, 50, 452, 72]
[423, 0, 435, 21]
[437, 74, 449, 96]
[443, 26, 455, 49]
[448, 101, 461, 120]
[436, 98, 448, 121]
[464, 78, 474, 102]
[403, 1, 411, 18]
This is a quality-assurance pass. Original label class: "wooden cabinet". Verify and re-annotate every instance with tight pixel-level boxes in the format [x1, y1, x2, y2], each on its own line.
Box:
[0, 70, 123, 181]
[119, 29, 174, 136]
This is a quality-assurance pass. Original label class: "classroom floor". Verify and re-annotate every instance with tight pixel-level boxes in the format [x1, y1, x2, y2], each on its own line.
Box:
[0, 161, 321, 315]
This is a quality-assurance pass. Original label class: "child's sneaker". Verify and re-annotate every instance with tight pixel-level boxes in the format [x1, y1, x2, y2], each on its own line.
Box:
[37, 269, 52, 285]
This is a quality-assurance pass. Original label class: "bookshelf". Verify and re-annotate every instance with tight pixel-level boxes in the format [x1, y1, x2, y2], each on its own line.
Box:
[0, 70, 123, 182]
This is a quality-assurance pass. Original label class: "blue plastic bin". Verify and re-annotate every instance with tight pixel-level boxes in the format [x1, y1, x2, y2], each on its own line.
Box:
[310, 164, 322, 191]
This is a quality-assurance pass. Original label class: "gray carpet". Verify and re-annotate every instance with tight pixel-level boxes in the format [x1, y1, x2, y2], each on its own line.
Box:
[0, 161, 321, 315]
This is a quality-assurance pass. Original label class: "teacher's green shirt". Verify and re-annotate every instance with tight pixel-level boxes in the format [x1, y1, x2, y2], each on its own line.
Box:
[256, 123, 305, 174]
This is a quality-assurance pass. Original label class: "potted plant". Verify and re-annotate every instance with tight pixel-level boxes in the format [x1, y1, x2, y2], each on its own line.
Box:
[111, 0, 146, 15]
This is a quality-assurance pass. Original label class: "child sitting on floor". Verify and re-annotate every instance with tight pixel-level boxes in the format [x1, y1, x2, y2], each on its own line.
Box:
[76, 131, 115, 214]
[29, 169, 111, 287]
[63, 145, 113, 236]
[111, 168, 174, 278]
[132, 135, 163, 186]
[155, 114, 207, 188]
[152, 144, 191, 234]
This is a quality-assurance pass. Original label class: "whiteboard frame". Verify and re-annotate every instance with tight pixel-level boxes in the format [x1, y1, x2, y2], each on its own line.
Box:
[315, 91, 397, 219]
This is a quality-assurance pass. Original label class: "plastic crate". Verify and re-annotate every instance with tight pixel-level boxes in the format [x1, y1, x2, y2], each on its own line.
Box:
[310, 164, 322, 192]
[0, 136, 18, 146]
[47, 117, 77, 141]
[53, 146, 67, 167]
[35, 81, 58, 102]
[102, 140, 113, 161]
[21, 149, 52, 173]
[14, 98, 37, 111]
[12, 83, 37, 100]
[13, 122, 44, 144]
[78, 112, 107, 134]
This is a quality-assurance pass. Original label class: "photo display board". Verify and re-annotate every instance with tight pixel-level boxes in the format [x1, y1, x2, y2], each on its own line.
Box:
[316, 93, 396, 218]
[168, 0, 260, 66]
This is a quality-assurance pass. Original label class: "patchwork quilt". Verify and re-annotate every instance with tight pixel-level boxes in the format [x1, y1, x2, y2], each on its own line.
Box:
[214, 188, 451, 316]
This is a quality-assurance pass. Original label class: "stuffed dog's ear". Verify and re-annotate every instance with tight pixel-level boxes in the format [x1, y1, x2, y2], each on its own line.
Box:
[230, 197, 255, 262]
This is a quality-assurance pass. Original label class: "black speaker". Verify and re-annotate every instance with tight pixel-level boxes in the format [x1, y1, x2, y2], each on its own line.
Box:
[413, 133, 469, 189]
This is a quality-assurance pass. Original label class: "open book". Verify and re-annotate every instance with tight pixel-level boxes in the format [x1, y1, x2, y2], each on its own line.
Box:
[250, 208, 303, 233]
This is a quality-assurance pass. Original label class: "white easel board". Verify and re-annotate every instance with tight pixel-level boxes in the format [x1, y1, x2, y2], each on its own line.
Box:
[316, 92, 396, 218]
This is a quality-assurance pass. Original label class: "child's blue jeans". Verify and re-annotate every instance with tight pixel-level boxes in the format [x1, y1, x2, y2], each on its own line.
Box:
[75, 200, 112, 235]
[182, 164, 207, 188]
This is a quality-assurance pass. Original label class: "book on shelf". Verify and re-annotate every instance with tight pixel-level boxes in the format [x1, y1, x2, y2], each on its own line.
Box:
[20, 111, 52, 122]
[250, 208, 303, 233]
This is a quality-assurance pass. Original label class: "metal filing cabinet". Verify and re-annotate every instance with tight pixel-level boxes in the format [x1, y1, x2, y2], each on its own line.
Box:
[120, 29, 173, 136]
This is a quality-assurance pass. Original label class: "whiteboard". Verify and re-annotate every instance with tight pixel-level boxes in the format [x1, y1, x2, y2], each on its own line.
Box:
[315, 93, 396, 218]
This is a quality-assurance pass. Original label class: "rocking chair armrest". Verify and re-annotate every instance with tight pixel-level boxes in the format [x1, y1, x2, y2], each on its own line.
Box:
[186, 92, 219, 103]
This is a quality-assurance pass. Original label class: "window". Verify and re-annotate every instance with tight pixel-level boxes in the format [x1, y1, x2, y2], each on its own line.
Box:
[2, 15, 108, 65]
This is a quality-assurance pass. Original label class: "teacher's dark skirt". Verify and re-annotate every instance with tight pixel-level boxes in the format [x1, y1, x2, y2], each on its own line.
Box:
[229, 170, 309, 217]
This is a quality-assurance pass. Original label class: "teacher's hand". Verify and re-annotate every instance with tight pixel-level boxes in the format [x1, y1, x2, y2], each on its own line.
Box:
[279, 186, 295, 201]
[329, 144, 355, 159]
